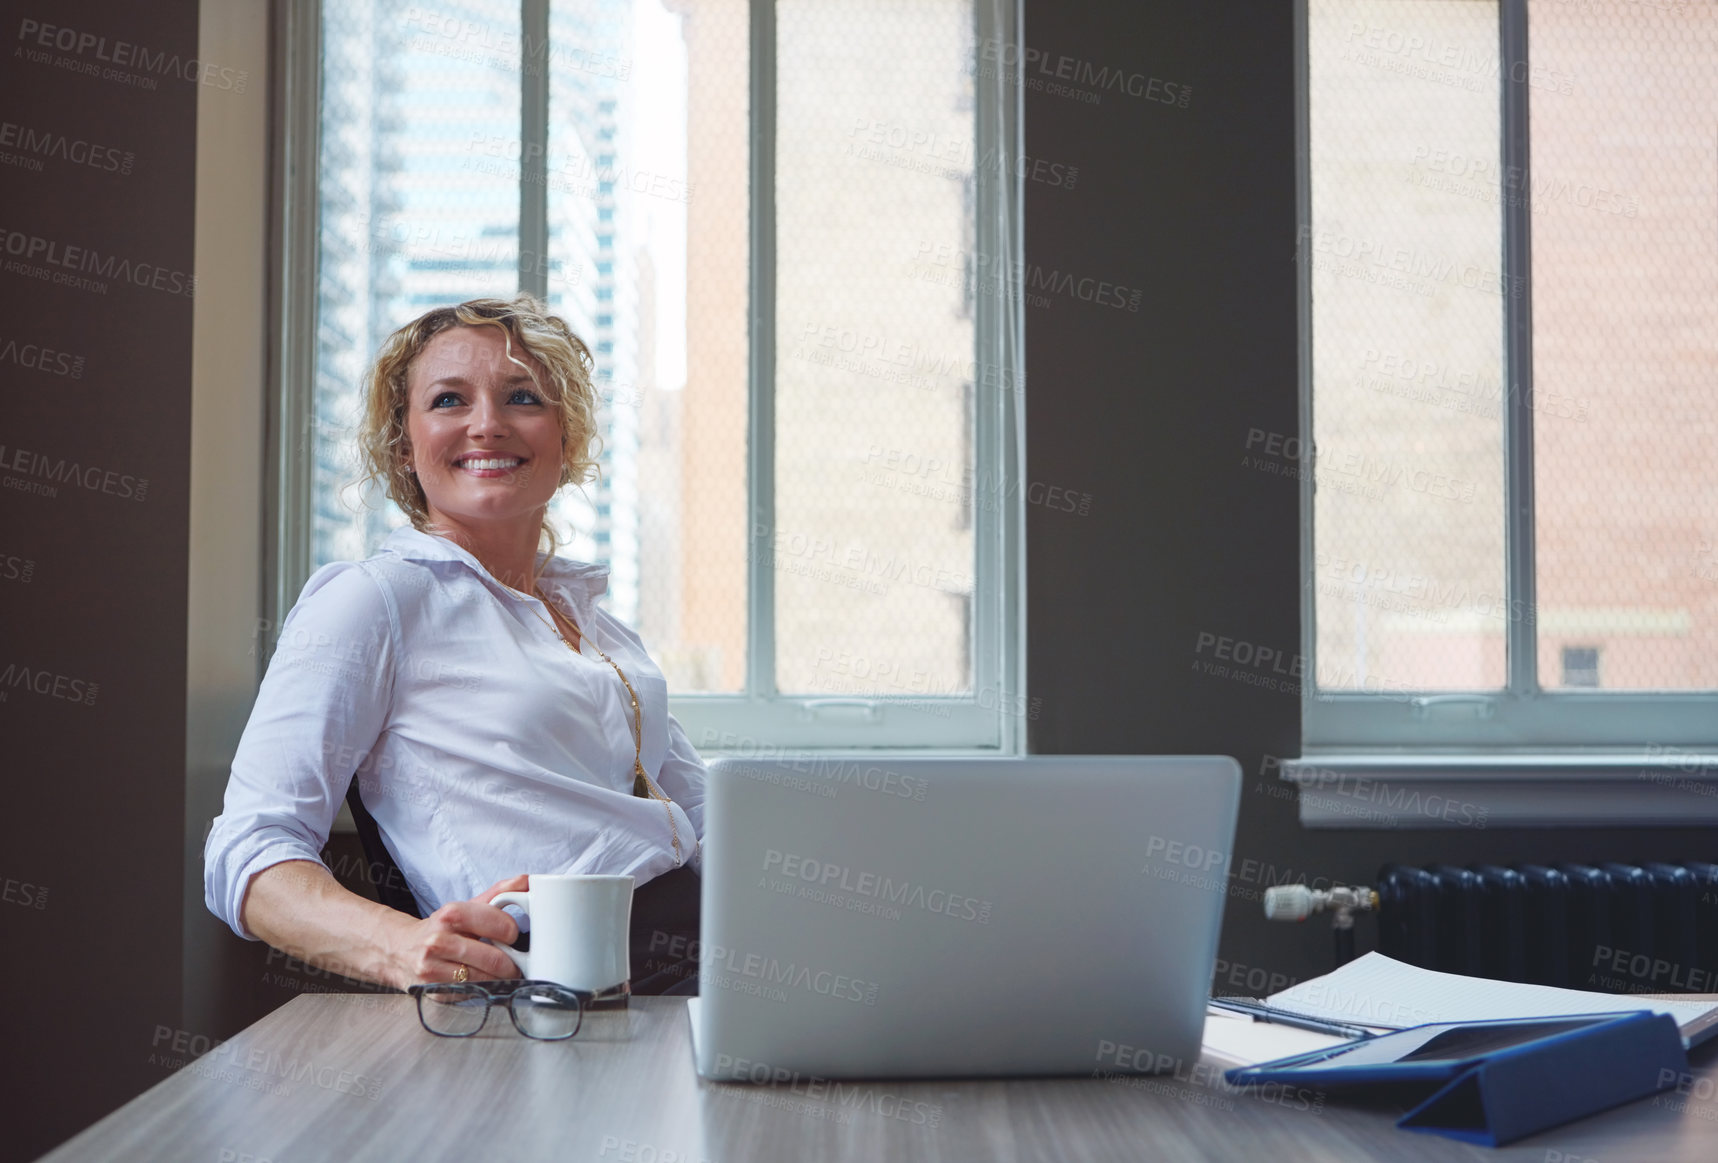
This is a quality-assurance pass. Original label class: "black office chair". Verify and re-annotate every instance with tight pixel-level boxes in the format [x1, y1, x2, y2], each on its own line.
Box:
[342, 780, 535, 956]
[343, 781, 423, 918]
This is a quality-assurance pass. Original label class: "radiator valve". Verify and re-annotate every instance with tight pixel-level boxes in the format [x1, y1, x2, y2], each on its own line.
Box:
[1263, 884, 1379, 929]
[1264, 884, 1379, 968]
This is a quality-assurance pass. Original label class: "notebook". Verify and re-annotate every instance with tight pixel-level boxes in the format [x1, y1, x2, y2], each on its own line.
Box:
[1260, 952, 1718, 1047]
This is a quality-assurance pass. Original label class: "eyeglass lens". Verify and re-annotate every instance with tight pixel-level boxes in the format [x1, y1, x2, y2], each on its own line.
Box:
[417, 985, 491, 1036]
[510, 983, 583, 1040]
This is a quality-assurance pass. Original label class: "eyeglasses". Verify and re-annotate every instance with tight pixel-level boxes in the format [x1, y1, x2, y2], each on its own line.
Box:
[407, 980, 588, 1040]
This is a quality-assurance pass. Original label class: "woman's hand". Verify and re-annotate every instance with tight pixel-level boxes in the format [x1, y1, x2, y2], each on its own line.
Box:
[383, 874, 531, 989]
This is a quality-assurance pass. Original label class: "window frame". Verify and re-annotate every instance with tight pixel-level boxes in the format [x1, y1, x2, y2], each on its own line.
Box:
[267, 0, 1027, 754]
[1295, 0, 1718, 759]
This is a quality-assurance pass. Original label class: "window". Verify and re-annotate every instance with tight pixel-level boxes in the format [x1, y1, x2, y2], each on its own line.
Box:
[1299, 0, 1718, 752]
[276, 0, 1024, 752]
[1561, 646, 1598, 690]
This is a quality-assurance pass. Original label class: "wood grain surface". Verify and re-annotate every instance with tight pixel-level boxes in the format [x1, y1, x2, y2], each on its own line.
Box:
[43, 995, 1718, 1162]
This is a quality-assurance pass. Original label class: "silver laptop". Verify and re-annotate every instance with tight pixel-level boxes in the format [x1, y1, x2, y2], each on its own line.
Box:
[690, 755, 1241, 1081]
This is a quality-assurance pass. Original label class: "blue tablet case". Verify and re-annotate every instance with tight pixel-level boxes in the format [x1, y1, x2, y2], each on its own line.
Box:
[1224, 1012, 1689, 1147]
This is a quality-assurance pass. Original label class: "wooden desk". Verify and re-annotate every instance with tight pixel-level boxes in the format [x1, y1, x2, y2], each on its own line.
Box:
[45, 995, 1718, 1162]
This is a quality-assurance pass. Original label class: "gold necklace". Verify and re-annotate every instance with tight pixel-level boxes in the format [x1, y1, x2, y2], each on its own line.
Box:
[503, 577, 692, 865]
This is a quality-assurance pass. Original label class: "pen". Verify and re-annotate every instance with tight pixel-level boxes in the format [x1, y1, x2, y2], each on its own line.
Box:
[1209, 997, 1377, 1040]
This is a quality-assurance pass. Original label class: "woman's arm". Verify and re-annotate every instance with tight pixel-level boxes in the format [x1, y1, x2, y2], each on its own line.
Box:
[242, 861, 527, 989]
[653, 713, 709, 871]
[206, 563, 402, 939]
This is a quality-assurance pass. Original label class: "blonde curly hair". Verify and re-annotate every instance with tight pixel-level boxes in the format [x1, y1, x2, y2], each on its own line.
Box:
[355, 295, 602, 558]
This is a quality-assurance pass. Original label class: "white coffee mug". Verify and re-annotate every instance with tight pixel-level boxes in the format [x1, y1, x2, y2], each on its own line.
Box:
[491, 874, 635, 994]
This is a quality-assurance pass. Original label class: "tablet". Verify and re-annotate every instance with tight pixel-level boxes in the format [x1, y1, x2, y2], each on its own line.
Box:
[1225, 1013, 1643, 1087]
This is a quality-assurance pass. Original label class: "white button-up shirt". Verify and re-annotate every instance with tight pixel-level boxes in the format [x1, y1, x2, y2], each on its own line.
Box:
[204, 526, 706, 940]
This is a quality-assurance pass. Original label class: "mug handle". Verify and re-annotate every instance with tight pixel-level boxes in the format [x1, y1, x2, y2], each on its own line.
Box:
[488, 890, 531, 977]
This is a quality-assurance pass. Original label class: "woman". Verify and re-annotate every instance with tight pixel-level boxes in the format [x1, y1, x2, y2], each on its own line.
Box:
[204, 295, 704, 995]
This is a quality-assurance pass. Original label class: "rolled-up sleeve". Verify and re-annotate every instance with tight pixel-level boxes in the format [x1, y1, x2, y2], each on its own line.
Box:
[203, 562, 397, 939]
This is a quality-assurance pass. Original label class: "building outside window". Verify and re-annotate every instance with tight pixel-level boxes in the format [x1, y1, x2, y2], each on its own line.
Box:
[1301, 0, 1718, 752]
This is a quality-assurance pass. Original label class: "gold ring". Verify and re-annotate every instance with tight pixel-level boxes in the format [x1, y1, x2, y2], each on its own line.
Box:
[453, 964, 469, 983]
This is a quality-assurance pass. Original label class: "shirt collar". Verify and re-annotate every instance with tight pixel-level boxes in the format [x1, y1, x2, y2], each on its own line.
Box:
[380, 525, 610, 600]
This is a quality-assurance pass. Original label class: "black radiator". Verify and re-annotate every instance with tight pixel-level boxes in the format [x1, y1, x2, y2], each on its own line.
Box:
[1377, 862, 1718, 993]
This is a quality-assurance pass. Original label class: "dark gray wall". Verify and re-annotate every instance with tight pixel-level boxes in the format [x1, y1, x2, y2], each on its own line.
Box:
[0, 2, 198, 1158]
[1022, 0, 1718, 994]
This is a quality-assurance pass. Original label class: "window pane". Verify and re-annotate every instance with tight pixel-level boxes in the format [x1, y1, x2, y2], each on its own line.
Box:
[774, 0, 977, 696]
[1528, 1, 1718, 691]
[548, 0, 749, 693]
[315, 1, 523, 567]
[314, 1, 750, 696]
[1307, 0, 1507, 693]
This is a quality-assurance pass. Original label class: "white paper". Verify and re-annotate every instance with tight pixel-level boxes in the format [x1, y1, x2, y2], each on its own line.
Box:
[1199, 1012, 1349, 1068]
[1266, 951, 1715, 1031]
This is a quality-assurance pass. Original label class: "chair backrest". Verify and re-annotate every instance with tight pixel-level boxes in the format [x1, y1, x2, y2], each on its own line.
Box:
[343, 780, 423, 918]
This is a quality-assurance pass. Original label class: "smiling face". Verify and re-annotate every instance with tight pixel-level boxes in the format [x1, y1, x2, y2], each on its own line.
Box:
[401, 324, 565, 539]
